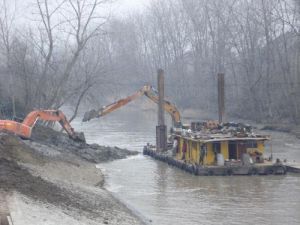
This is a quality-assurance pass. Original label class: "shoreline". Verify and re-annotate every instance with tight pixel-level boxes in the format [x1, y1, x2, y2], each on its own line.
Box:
[97, 156, 152, 225]
[102, 185, 151, 225]
[260, 124, 300, 138]
[0, 128, 145, 225]
[3, 113, 298, 224]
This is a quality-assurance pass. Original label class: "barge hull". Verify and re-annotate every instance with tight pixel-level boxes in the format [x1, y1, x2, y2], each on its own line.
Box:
[286, 164, 300, 174]
[143, 148, 287, 176]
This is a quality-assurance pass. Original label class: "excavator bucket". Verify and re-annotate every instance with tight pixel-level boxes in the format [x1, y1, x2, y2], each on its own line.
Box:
[73, 131, 86, 143]
[82, 109, 99, 122]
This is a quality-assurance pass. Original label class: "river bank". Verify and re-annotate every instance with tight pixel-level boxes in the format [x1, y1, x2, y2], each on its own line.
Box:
[79, 111, 300, 225]
[0, 125, 145, 225]
[260, 123, 300, 139]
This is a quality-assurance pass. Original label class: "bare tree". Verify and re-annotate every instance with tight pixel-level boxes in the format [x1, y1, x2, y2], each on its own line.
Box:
[0, 0, 16, 117]
[47, 0, 111, 109]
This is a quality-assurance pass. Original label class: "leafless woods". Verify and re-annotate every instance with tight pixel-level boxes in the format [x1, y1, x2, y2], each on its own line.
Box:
[0, 0, 111, 118]
[0, 0, 300, 123]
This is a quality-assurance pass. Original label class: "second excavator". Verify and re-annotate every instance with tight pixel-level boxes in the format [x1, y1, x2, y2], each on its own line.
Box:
[0, 110, 85, 142]
[82, 85, 182, 127]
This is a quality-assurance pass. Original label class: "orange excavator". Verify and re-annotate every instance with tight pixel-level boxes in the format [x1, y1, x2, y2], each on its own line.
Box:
[82, 85, 182, 127]
[0, 110, 85, 142]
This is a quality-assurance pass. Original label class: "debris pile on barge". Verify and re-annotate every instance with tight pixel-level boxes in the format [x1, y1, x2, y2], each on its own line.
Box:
[144, 121, 287, 176]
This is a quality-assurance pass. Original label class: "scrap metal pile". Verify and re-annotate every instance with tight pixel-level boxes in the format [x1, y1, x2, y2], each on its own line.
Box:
[174, 121, 268, 140]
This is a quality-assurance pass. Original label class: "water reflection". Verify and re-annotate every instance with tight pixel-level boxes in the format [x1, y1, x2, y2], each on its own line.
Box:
[73, 110, 300, 225]
[98, 155, 300, 225]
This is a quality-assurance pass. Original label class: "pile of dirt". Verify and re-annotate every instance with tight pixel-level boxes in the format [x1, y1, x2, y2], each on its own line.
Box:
[30, 125, 138, 163]
[0, 124, 138, 212]
[0, 158, 70, 206]
[261, 124, 292, 133]
[0, 135, 91, 214]
[0, 133, 144, 224]
[261, 124, 300, 138]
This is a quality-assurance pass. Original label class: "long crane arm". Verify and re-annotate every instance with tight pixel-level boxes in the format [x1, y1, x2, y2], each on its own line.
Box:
[83, 85, 182, 127]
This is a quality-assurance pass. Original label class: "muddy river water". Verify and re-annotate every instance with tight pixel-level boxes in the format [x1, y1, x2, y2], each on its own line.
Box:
[73, 110, 300, 225]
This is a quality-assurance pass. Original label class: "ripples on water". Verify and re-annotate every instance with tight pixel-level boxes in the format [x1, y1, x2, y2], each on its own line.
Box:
[73, 110, 300, 225]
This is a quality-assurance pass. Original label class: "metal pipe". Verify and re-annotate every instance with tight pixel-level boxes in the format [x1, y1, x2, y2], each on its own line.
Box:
[218, 73, 225, 124]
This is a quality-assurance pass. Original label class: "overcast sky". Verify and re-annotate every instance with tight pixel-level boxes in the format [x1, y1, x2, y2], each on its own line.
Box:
[13, 0, 152, 21]
[114, 0, 151, 14]
[8, 0, 152, 28]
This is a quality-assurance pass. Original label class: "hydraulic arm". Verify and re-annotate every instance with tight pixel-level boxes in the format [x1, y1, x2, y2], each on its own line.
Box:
[0, 110, 85, 142]
[83, 85, 182, 127]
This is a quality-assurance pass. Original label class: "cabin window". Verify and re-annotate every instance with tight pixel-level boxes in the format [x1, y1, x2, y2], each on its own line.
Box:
[213, 143, 221, 154]
[199, 144, 207, 164]
[228, 141, 237, 160]
[237, 142, 247, 159]
[246, 140, 258, 148]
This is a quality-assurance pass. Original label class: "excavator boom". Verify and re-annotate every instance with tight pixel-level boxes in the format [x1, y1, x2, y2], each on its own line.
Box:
[144, 88, 181, 127]
[83, 86, 147, 122]
[0, 110, 85, 142]
[83, 85, 182, 127]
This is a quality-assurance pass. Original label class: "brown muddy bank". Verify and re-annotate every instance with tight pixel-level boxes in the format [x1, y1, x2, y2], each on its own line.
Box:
[261, 124, 300, 138]
[31, 125, 138, 163]
[0, 126, 143, 225]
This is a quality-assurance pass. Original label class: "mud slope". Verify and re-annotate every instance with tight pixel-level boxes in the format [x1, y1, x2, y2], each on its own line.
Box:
[30, 125, 138, 163]
[0, 129, 144, 225]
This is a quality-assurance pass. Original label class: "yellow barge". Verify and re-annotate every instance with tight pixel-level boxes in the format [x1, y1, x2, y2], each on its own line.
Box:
[143, 121, 287, 176]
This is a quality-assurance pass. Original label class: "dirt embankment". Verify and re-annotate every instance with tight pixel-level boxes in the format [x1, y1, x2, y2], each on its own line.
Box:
[261, 124, 300, 138]
[30, 125, 138, 163]
[0, 126, 143, 225]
